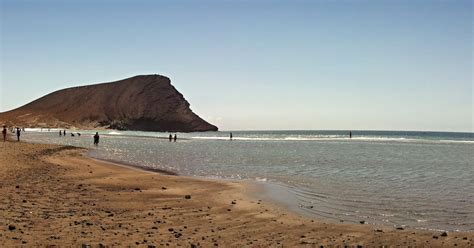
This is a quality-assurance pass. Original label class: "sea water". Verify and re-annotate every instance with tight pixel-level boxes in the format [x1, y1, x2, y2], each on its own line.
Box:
[22, 130, 474, 231]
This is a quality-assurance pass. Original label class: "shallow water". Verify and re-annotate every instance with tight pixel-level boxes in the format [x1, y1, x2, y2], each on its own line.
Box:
[22, 129, 474, 231]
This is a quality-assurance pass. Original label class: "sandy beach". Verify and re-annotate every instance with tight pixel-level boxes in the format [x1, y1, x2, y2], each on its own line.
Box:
[0, 141, 472, 247]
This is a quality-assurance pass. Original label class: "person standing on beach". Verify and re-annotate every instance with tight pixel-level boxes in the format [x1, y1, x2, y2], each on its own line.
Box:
[169, 134, 172, 142]
[93, 132, 100, 146]
[173, 134, 177, 142]
[64, 130, 66, 136]
[2, 125, 7, 142]
[59, 130, 62, 136]
[230, 132, 233, 141]
[349, 131, 352, 139]
[16, 128, 21, 141]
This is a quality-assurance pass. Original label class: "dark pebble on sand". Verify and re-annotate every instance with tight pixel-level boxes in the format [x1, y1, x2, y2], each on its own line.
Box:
[15, 185, 19, 189]
[396, 227, 404, 230]
[231, 201, 236, 204]
[359, 221, 365, 224]
[441, 232, 448, 237]
[8, 225, 16, 231]
[433, 236, 439, 239]
[376, 229, 383, 232]
[185, 195, 191, 199]
[135, 188, 141, 191]
[162, 187, 167, 190]
[168, 228, 174, 232]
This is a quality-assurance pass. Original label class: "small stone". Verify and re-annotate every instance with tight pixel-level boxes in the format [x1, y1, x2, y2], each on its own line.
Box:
[184, 195, 191, 199]
[359, 221, 365, 224]
[441, 232, 448, 237]
[135, 188, 141, 191]
[8, 225, 15, 231]
[396, 227, 404, 230]
[161, 187, 167, 190]
[15, 185, 19, 189]
[433, 236, 439, 239]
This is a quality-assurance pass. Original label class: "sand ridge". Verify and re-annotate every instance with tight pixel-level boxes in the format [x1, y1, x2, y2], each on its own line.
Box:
[0, 141, 472, 247]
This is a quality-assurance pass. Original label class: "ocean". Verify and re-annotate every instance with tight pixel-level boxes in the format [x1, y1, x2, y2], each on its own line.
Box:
[21, 129, 474, 232]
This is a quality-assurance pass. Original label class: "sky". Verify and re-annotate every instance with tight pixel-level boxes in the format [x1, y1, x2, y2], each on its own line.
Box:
[0, 0, 472, 132]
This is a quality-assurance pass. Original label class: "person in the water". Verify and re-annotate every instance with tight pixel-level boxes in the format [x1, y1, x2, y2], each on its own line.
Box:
[93, 132, 100, 145]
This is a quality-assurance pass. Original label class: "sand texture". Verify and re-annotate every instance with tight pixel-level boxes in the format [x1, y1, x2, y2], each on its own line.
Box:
[0, 141, 472, 247]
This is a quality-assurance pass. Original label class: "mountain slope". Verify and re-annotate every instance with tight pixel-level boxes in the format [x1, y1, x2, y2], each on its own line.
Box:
[0, 75, 218, 132]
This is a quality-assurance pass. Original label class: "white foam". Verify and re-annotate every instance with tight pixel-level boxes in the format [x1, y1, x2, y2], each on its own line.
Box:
[255, 177, 268, 182]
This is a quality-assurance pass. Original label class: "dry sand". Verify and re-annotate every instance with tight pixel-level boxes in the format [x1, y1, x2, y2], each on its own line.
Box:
[0, 141, 472, 247]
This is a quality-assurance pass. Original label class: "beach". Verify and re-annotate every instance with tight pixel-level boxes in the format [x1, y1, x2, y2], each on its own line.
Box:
[0, 141, 472, 247]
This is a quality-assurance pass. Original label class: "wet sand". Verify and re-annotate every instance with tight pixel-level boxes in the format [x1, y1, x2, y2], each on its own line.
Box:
[0, 141, 472, 247]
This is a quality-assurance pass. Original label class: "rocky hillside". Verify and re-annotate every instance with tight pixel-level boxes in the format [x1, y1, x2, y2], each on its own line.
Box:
[0, 75, 218, 132]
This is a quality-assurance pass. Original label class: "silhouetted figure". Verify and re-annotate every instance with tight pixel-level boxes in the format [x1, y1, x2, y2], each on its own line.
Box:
[230, 132, 233, 141]
[59, 130, 62, 136]
[16, 128, 21, 141]
[173, 134, 177, 142]
[349, 131, 352, 139]
[169, 134, 173, 142]
[93, 132, 100, 146]
[64, 130, 66, 136]
[2, 125, 6, 142]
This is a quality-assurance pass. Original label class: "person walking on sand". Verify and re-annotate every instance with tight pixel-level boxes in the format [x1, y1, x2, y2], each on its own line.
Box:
[64, 129, 66, 136]
[16, 128, 21, 141]
[230, 132, 233, 141]
[2, 125, 7, 142]
[349, 131, 352, 139]
[59, 130, 62, 136]
[173, 134, 177, 142]
[93, 132, 100, 146]
[169, 134, 172, 142]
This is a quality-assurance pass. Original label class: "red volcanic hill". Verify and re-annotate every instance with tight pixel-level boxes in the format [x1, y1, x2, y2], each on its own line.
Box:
[0, 75, 218, 132]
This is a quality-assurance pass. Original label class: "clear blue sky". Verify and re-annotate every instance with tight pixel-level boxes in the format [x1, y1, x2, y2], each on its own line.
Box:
[1, 0, 472, 132]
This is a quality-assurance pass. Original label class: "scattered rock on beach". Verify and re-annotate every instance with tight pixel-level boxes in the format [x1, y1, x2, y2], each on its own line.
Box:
[184, 195, 191, 199]
[396, 227, 404, 230]
[8, 225, 15, 231]
[441, 232, 448, 237]
[359, 221, 365, 224]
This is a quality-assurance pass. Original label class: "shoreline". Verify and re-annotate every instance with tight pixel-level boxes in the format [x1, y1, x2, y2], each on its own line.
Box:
[0, 141, 472, 247]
